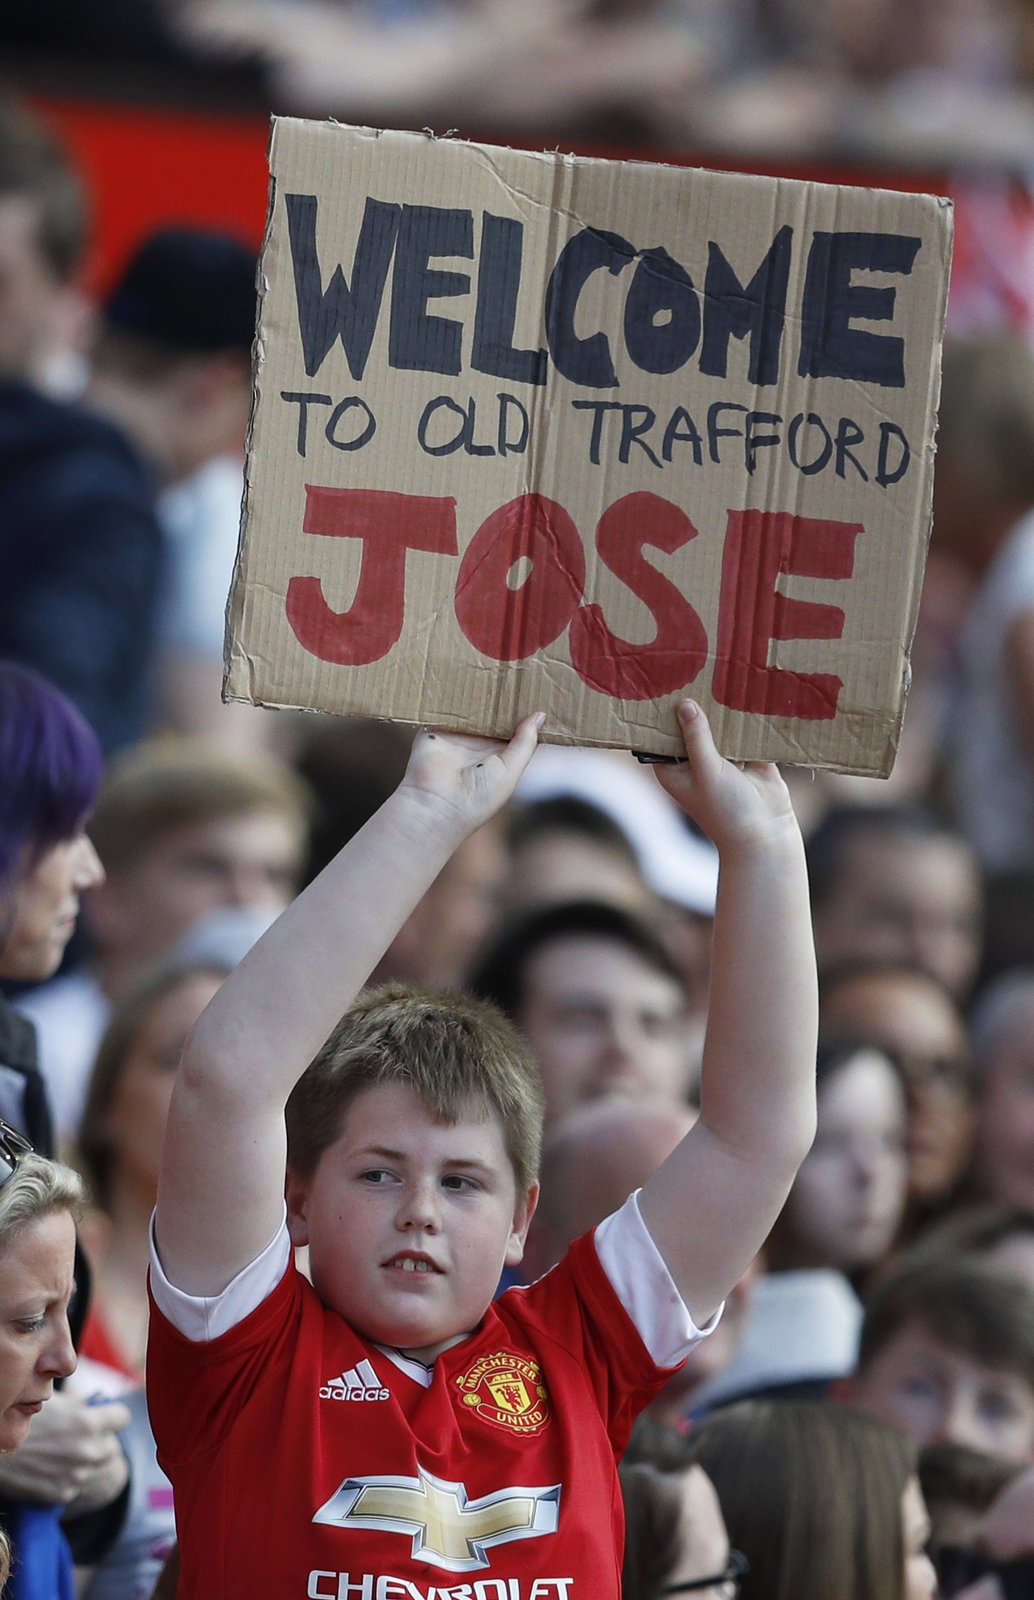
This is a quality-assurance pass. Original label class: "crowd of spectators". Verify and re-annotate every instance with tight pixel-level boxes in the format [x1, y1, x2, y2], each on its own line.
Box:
[8, 0, 1034, 167]
[4, 76, 1034, 1600]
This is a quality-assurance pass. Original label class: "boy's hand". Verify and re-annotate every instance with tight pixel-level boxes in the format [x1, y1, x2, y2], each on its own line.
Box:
[653, 699, 796, 850]
[400, 712, 546, 834]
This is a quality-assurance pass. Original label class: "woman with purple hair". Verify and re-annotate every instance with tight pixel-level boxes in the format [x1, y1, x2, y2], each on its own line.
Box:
[0, 661, 104, 1141]
[0, 660, 108, 1598]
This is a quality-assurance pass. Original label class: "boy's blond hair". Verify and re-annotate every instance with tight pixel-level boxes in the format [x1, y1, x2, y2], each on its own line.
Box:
[285, 983, 545, 1197]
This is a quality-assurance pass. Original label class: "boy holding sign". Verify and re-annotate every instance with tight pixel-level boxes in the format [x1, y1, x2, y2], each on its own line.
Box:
[148, 700, 817, 1599]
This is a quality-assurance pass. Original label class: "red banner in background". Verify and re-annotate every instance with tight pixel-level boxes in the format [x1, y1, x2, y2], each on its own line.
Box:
[28, 93, 1034, 343]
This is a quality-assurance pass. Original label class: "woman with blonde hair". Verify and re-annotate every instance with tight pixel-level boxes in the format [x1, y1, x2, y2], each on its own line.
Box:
[0, 1124, 83, 1586]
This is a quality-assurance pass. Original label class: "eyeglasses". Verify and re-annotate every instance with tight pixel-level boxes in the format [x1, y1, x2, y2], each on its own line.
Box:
[0, 1119, 33, 1188]
[663, 1548, 749, 1595]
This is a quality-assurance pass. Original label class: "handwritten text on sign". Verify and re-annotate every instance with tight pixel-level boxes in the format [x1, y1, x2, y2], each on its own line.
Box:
[228, 122, 950, 770]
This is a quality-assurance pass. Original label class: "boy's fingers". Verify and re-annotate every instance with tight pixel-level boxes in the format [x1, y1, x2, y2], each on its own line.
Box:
[676, 699, 723, 778]
[502, 710, 546, 766]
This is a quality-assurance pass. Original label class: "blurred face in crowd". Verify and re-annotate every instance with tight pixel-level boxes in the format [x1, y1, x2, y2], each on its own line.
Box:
[103, 971, 224, 1204]
[971, 991, 1034, 1209]
[503, 832, 654, 920]
[0, 830, 104, 983]
[90, 809, 302, 981]
[516, 934, 689, 1126]
[384, 821, 507, 990]
[812, 833, 982, 1001]
[0, 194, 68, 380]
[776, 1048, 907, 1273]
[0, 1210, 77, 1452]
[667, 1466, 733, 1595]
[852, 1319, 1034, 1462]
[820, 969, 974, 1204]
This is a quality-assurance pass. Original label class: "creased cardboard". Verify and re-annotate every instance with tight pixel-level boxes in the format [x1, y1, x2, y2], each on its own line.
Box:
[226, 117, 953, 774]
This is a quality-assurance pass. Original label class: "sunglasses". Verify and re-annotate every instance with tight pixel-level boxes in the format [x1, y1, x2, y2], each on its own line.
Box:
[0, 1119, 33, 1188]
[663, 1548, 749, 1595]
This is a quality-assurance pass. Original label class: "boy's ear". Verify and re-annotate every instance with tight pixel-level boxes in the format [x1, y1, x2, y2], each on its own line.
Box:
[505, 1182, 540, 1267]
[285, 1170, 310, 1248]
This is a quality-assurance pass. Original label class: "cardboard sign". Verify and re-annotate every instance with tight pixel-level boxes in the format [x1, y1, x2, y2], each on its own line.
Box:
[226, 118, 953, 773]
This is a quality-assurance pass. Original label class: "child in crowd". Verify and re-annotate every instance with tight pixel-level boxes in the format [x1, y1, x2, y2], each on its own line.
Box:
[846, 1254, 1034, 1463]
[148, 702, 817, 1599]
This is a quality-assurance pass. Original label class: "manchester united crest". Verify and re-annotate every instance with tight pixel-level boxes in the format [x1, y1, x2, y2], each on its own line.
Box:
[455, 1350, 551, 1436]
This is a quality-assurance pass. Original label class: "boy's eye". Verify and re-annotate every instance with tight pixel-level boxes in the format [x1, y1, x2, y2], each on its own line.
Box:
[441, 1174, 478, 1192]
[359, 1169, 394, 1185]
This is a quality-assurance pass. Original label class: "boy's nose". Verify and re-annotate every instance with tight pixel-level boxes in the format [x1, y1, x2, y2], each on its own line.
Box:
[397, 1180, 441, 1233]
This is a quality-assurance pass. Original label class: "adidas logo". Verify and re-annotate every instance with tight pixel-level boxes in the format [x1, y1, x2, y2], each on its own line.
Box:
[319, 1358, 390, 1402]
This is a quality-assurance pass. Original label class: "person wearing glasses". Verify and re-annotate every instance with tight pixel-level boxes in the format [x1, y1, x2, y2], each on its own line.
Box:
[0, 1120, 84, 1588]
[0, 661, 130, 1594]
[685, 1398, 937, 1600]
[621, 1457, 747, 1599]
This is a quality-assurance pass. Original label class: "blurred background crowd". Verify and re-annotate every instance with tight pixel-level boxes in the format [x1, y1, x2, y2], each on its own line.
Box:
[4, 6, 1034, 1596]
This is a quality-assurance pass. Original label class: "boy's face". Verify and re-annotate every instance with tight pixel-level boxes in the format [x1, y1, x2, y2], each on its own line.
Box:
[287, 1083, 537, 1364]
[850, 1318, 1034, 1462]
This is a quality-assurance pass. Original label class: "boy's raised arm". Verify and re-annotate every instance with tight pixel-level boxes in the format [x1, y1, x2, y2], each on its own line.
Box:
[638, 701, 818, 1328]
[155, 714, 544, 1296]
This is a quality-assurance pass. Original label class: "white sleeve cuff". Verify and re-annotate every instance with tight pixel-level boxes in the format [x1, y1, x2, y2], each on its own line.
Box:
[594, 1191, 723, 1368]
[149, 1206, 292, 1342]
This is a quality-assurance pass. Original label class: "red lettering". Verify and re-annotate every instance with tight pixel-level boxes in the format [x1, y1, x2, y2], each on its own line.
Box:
[454, 494, 585, 661]
[713, 511, 863, 718]
[568, 492, 707, 700]
[286, 486, 457, 665]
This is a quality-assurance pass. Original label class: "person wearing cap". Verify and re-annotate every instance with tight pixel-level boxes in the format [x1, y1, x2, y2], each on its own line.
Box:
[86, 225, 263, 745]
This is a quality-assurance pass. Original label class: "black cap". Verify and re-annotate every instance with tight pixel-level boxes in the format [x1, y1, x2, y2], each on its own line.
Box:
[104, 226, 258, 355]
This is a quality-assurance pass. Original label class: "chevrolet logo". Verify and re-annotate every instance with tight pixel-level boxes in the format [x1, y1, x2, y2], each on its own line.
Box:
[312, 1466, 561, 1571]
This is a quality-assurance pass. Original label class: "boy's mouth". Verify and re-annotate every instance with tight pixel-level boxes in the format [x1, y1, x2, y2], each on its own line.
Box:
[385, 1252, 442, 1274]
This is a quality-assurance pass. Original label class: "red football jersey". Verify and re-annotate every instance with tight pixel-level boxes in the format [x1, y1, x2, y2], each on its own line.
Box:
[147, 1222, 688, 1600]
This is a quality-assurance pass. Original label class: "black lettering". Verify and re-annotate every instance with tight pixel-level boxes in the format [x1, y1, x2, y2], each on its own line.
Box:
[497, 392, 530, 456]
[661, 406, 703, 464]
[707, 401, 747, 464]
[877, 421, 911, 485]
[389, 205, 474, 376]
[471, 214, 547, 386]
[700, 226, 792, 386]
[571, 398, 622, 464]
[745, 410, 782, 473]
[787, 411, 833, 475]
[280, 390, 332, 456]
[623, 247, 701, 376]
[834, 416, 869, 481]
[799, 231, 921, 387]
[325, 396, 377, 452]
[417, 395, 468, 455]
[285, 194, 400, 381]
[618, 405, 660, 466]
[545, 228, 635, 389]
